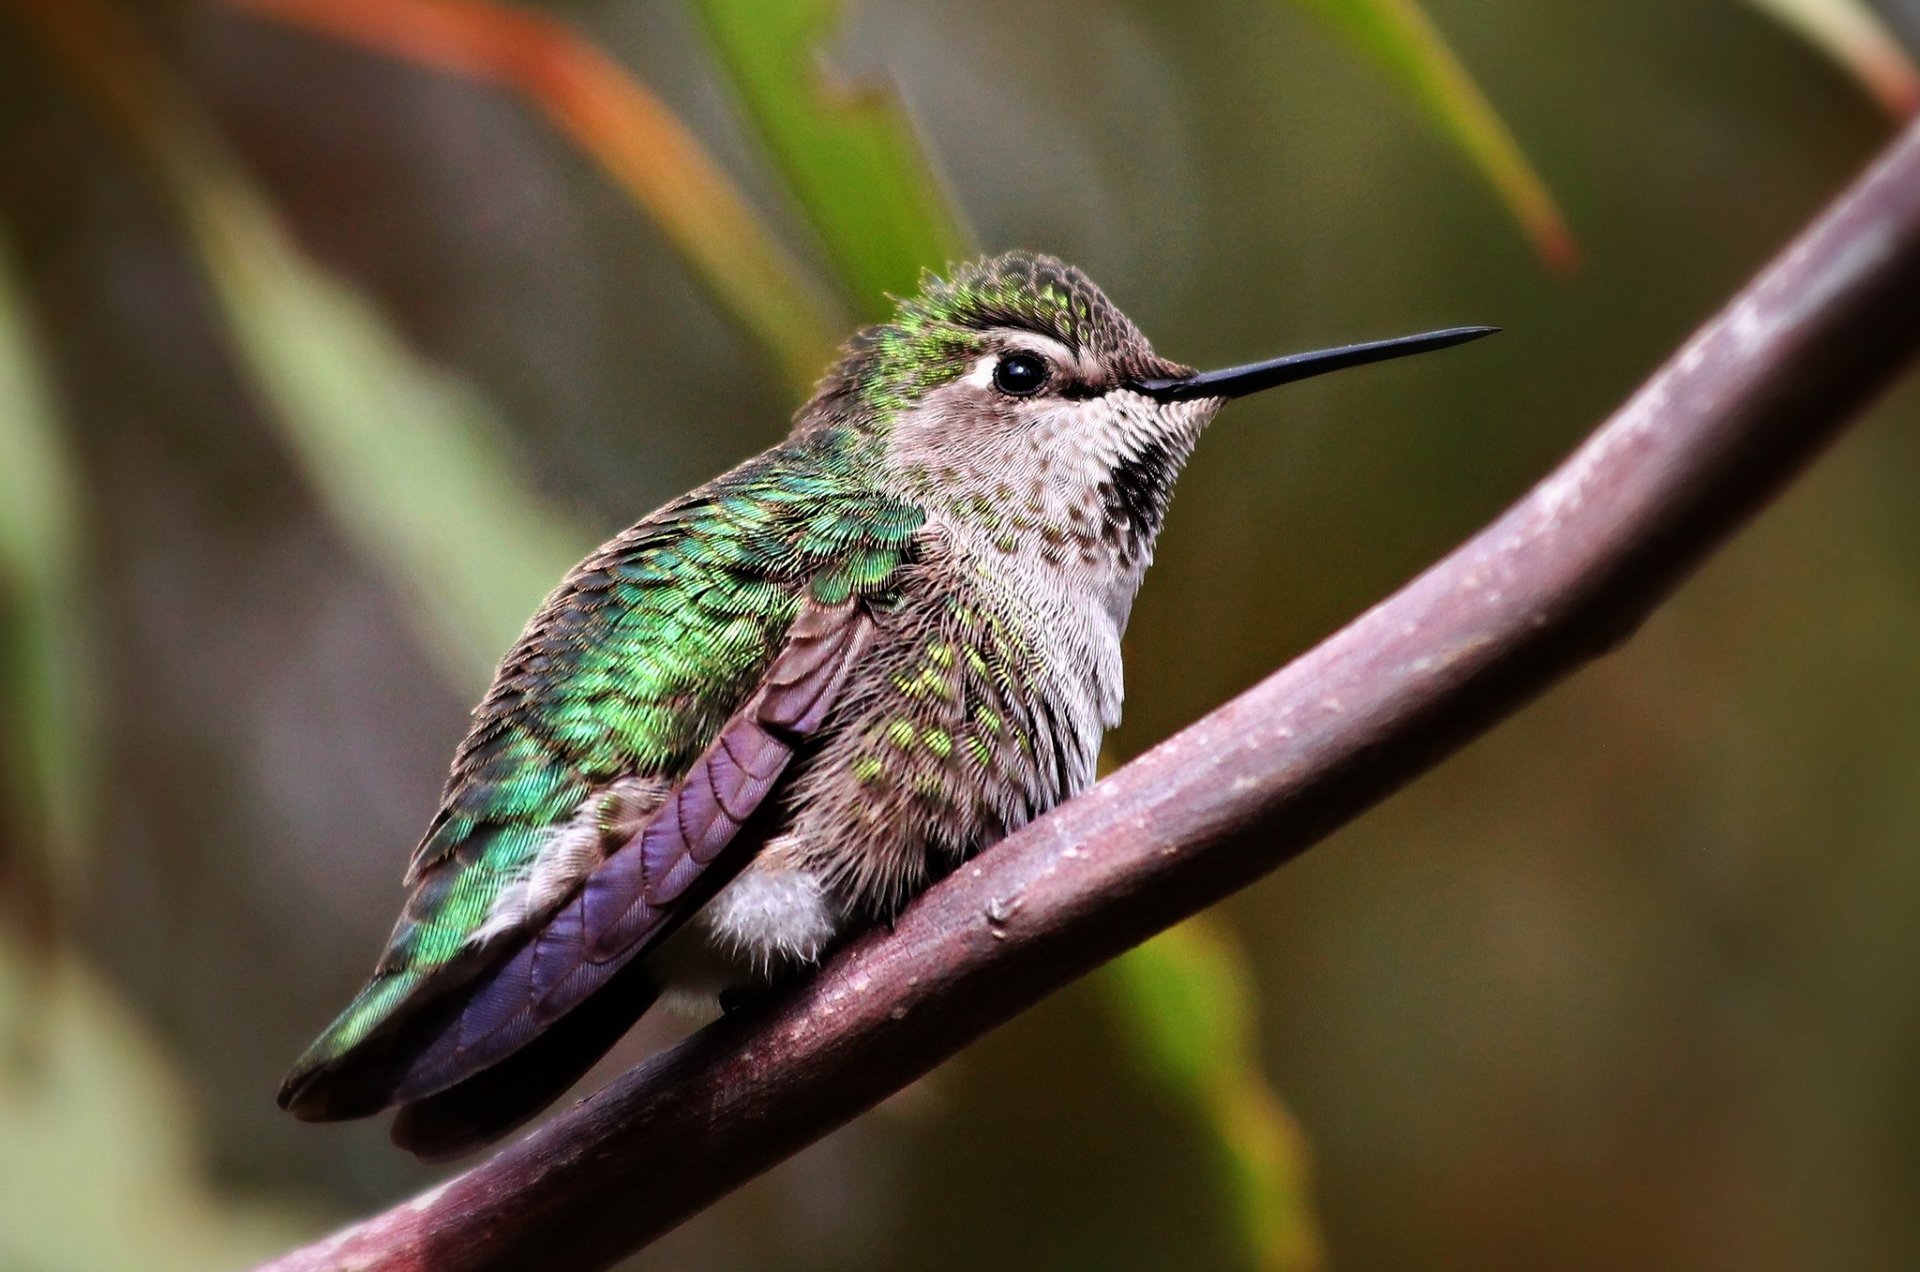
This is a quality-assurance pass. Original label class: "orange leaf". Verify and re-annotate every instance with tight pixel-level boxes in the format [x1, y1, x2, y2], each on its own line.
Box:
[221, 0, 842, 394]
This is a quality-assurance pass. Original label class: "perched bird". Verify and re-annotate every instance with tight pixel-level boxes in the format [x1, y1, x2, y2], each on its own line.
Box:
[279, 252, 1490, 1158]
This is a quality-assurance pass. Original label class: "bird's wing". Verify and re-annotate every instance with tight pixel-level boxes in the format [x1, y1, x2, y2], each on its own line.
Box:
[278, 449, 920, 1120]
[384, 596, 876, 1107]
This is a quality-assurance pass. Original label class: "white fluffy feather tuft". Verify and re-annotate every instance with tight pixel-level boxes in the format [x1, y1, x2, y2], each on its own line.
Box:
[704, 863, 839, 973]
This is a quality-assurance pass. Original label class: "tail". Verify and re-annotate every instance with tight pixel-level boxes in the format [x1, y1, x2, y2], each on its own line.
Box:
[278, 955, 662, 1160]
[390, 956, 663, 1159]
[278, 967, 443, 1122]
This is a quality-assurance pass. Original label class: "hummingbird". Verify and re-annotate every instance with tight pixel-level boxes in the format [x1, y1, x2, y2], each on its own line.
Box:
[279, 252, 1491, 1159]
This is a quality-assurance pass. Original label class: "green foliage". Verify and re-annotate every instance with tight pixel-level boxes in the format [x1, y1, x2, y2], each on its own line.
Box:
[1288, 0, 1915, 278]
[218, 0, 845, 397]
[27, 0, 591, 682]
[1108, 921, 1324, 1272]
[1737, 0, 1920, 116]
[1287, 0, 1577, 271]
[0, 239, 90, 918]
[691, 0, 973, 319]
[188, 208, 591, 680]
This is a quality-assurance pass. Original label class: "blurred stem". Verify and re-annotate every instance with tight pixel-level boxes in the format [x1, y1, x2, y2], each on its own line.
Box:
[1107, 921, 1323, 1272]
[0, 236, 92, 939]
[1288, 0, 1579, 273]
[218, 0, 843, 398]
[1097, 744, 1321, 1270]
[1739, 0, 1920, 118]
[691, 0, 972, 319]
[11, 0, 590, 682]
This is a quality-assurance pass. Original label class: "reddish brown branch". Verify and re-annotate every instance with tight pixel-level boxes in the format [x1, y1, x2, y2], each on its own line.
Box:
[261, 119, 1920, 1272]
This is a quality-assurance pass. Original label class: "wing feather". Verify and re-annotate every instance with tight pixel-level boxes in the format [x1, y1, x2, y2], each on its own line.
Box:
[278, 438, 920, 1122]
[384, 599, 876, 1104]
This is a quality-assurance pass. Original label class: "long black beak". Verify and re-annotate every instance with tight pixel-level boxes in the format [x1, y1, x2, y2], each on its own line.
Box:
[1135, 325, 1497, 403]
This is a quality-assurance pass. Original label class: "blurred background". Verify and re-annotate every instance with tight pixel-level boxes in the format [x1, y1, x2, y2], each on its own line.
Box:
[4, 0, 1920, 1268]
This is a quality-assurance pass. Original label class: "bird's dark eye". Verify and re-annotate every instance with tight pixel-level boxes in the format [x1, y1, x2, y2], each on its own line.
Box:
[992, 352, 1050, 397]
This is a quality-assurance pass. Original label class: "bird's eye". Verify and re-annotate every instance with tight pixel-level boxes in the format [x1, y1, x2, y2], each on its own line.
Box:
[991, 352, 1050, 397]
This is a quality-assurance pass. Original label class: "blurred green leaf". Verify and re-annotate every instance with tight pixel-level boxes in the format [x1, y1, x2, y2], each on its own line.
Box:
[1107, 918, 1324, 1272]
[189, 207, 591, 678]
[1737, 0, 1920, 117]
[1288, 0, 1579, 273]
[691, 0, 972, 318]
[0, 933, 311, 1272]
[220, 0, 843, 397]
[0, 236, 91, 929]
[18, 0, 589, 684]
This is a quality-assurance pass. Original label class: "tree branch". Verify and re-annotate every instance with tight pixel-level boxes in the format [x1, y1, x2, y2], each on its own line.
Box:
[262, 118, 1920, 1272]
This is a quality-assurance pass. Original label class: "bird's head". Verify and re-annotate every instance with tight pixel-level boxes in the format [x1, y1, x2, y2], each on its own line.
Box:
[804, 251, 1491, 590]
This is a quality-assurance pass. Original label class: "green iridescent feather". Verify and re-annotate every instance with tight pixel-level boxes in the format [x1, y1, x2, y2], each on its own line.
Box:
[291, 428, 923, 1069]
[789, 255, 1155, 418]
